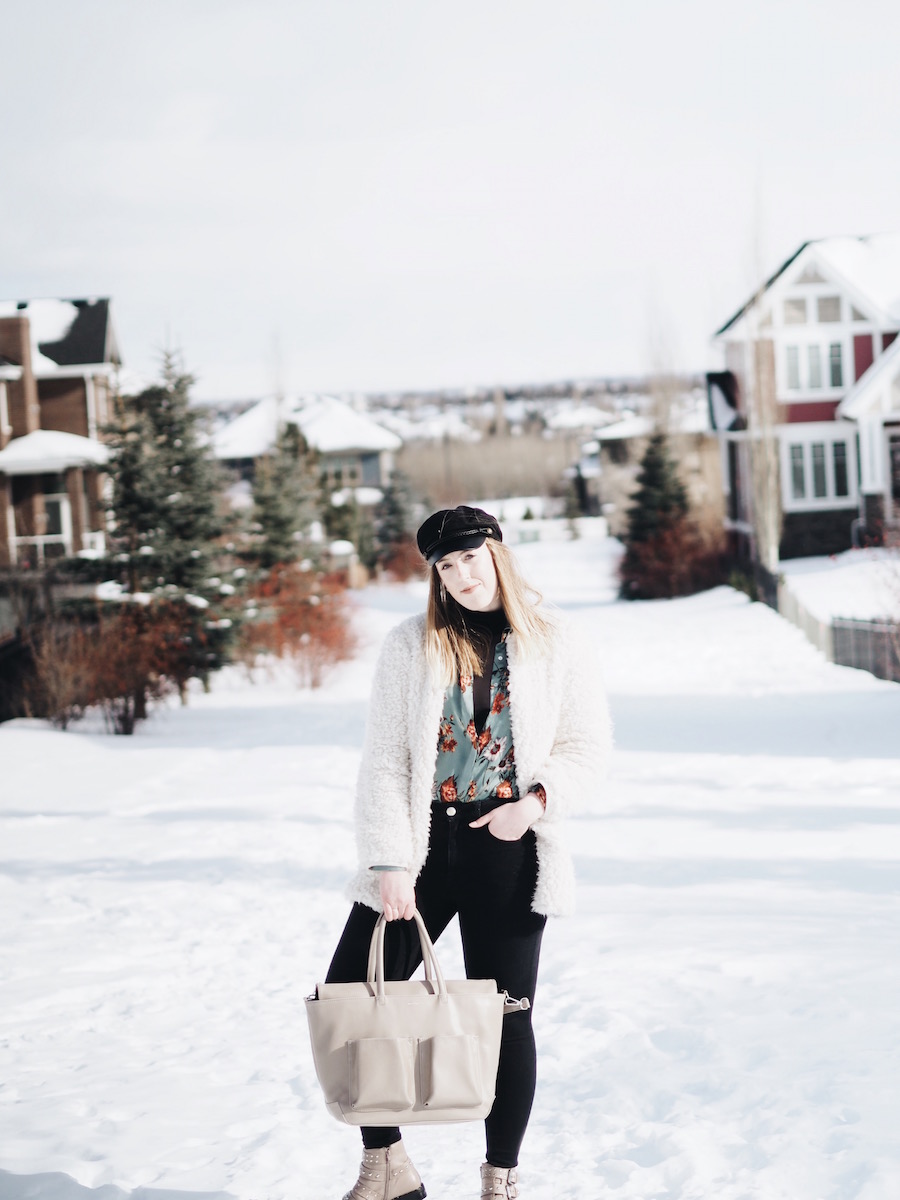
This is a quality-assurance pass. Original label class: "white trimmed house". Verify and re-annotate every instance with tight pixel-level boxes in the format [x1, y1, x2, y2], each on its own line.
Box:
[708, 234, 900, 558]
[837, 334, 900, 542]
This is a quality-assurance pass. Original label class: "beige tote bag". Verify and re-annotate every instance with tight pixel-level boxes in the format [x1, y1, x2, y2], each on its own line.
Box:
[305, 909, 528, 1125]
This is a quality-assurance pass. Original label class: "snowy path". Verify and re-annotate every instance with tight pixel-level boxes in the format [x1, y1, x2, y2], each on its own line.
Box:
[2, 535, 900, 1200]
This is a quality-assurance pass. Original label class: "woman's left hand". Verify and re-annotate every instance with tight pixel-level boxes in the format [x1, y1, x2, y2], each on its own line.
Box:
[469, 793, 544, 841]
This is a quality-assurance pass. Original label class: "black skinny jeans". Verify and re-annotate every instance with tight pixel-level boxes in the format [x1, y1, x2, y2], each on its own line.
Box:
[326, 798, 547, 1169]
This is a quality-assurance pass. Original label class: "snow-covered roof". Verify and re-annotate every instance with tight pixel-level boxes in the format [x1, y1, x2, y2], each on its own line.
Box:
[546, 404, 616, 431]
[415, 409, 482, 442]
[837, 334, 900, 420]
[716, 233, 900, 337]
[0, 298, 120, 370]
[0, 429, 110, 475]
[213, 394, 401, 460]
[213, 395, 280, 459]
[595, 414, 653, 441]
[298, 396, 400, 454]
[331, 486, 384, 507]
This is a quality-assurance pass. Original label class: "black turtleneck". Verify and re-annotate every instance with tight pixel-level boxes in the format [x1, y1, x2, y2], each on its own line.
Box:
[467, 607, 510, 734]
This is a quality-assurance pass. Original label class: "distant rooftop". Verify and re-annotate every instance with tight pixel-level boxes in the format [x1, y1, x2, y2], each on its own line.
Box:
[213, 394, 402, 460]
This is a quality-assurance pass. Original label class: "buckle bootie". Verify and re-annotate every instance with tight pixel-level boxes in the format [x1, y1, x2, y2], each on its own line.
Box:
[480, 1163, 518, 1199]
[342, 1140, 426, 1200]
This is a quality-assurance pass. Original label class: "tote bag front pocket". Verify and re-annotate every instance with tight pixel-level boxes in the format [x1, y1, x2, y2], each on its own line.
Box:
[348, 1037, 417, 1111]
[418, 1034, 483, 1109]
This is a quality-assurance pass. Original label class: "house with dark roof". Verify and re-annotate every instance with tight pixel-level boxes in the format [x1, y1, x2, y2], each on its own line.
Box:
[708, 234, 900, 559]
[0, 298, 120, 569]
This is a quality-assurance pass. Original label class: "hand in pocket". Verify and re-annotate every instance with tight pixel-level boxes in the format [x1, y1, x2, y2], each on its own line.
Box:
[469, 799, 532, 842]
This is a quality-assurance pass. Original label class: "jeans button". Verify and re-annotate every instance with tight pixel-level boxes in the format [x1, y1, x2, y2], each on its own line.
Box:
[446, 806, 457, 816]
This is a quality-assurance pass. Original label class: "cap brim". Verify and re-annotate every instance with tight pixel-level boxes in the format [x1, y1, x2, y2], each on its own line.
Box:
[427, 533, 487, 566]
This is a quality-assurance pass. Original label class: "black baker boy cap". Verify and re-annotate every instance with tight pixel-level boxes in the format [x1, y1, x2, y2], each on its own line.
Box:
[416, 505, 503, 566]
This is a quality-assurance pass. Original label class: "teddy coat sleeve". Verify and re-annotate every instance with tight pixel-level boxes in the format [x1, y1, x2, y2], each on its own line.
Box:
[352, 620, 419, 873]
[522, 619, 613, 826]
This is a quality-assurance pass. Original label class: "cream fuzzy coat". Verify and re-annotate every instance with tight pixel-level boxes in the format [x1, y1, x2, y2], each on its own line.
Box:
[348, 610, 613, 917]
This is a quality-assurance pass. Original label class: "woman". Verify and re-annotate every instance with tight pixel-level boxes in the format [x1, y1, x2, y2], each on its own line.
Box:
[326, 505, 612, 1200]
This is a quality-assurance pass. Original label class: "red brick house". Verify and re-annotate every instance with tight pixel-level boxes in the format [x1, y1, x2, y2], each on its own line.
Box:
[0, 299, 119, 568]
[708, 234, 900, 559]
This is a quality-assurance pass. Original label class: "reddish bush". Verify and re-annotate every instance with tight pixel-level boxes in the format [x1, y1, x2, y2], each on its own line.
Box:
[619, 517, 726, 600]
[239, 565, 357, 688]
[25, 601, 208, 733]
[91, 604, 190, 733]
[381, 538, 425, 582]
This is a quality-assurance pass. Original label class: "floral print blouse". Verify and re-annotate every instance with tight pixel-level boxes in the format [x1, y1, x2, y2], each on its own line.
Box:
[432, 632, 518, 804]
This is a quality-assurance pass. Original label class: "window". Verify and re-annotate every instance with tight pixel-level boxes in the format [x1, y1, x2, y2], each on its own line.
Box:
[784, 298, 807, 325]
[811, 444, 827, 498]
[785, 437, 854, 508]
[44, 498, 64, 537]
[786, 346, 801, 389]
[833, 442, 849, 497]
[817, 296, 841, 323]
[851, 305, 867, 322]
[829, 343, 843, 387]
[808, 345, 822, 389]
[790, 446, 805, 499]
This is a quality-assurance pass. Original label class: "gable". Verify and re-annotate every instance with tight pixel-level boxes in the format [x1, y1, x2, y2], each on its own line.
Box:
[716, 234, 900, 341]
[794, 263, 828, 285]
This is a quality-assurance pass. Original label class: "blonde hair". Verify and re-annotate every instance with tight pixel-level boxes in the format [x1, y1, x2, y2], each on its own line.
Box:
[424, 539, 556, 686]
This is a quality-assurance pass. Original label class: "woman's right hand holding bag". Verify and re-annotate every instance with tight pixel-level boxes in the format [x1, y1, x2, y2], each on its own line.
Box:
[378, 869, 416, 921]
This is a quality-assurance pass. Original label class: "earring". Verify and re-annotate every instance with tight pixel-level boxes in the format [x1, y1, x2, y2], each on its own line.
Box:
[440, 582, 447, 604]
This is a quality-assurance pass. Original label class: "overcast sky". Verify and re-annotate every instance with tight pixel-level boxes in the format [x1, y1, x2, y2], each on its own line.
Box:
[2, 0, 899, 399]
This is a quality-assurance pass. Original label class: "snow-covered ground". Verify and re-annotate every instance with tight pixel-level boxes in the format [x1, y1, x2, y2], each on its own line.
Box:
[780, 547, 900, 624]
[2, 534, 900, 1200]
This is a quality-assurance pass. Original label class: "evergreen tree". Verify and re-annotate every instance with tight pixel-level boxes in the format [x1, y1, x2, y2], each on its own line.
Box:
[251, 422, 321, 569]
[619, 434, 691, 599]
[623, 434, 688, 542]
[67, 353, 233, 725]
[106, 353, 222, 597]
[377, 470, 416, 553]
[322, 485, 356, 544]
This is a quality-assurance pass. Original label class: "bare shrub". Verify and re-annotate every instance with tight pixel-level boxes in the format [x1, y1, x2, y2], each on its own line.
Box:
[396, 434, 572, 507]
[23, 622, 98, 729]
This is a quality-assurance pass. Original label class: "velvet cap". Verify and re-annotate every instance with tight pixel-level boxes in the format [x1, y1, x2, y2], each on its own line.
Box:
[416, 505, 503, 566]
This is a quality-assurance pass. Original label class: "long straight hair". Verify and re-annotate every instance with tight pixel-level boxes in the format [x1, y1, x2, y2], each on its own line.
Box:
[424, 539, 556, 686]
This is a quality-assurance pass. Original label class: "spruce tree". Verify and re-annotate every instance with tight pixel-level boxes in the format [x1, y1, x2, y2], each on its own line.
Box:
[624, 434, 688, 541]
[251, 422, 321, 569]
[106, 352, 222, 597]
[619, 433, 691, 599]
[83, 353, 230, 723]
[377, 469, 416, 552]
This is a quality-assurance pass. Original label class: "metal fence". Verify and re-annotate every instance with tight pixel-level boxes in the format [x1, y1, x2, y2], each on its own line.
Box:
[771, 577, 900, 686]
[832, 618, 900, 684]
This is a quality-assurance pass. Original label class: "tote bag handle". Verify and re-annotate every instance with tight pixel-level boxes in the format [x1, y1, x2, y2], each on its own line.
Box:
[367, 909, 449, 1006]
[365, 909, 441, 988]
